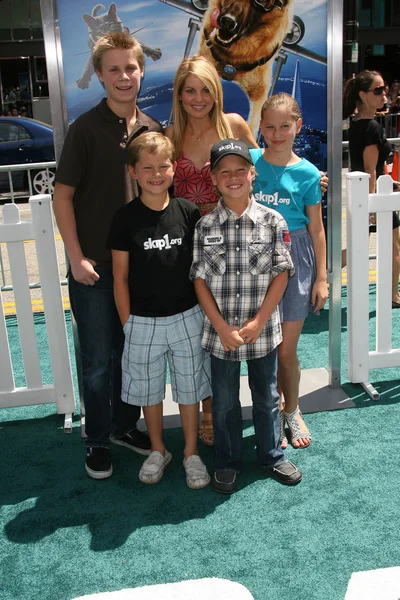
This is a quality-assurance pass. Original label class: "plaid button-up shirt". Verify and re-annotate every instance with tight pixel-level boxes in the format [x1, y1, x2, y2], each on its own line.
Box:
[190, 197, 294, 361]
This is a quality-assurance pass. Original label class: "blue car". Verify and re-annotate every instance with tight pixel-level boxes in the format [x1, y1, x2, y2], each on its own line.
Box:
[0, 117, 55, 197]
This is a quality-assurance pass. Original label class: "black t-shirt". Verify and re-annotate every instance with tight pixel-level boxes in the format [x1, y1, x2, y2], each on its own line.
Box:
[349, 118, 391, 178]
[55, 99, 163, 267]
[107, 196, 201, 317]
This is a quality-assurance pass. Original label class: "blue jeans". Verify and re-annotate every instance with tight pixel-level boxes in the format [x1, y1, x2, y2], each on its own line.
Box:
[210, 348, 286, 472]
[69, 266, 140, 446]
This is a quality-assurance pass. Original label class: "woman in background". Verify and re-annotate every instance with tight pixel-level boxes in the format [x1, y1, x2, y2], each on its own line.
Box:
[343, 70, 400, 308]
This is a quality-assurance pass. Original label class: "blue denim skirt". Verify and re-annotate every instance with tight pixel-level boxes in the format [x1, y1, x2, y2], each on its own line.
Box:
[280, 227, 316, 323]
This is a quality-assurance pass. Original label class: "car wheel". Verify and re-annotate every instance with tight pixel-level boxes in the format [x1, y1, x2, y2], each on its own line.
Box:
[32, 168, 56, 195]
[191, 0, 208, 10]
[284, 15, 305, 46]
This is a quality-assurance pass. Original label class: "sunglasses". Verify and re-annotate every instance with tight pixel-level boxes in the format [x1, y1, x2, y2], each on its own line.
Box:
[367, 86, 386, 96]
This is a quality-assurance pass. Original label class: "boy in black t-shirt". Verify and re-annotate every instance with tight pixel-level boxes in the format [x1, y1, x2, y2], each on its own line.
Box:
[107, 132, 211, 489]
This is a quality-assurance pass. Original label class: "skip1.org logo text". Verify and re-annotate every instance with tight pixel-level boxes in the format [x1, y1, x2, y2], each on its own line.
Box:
[254, 191, 290, 206]
[143, 234, 182, 251]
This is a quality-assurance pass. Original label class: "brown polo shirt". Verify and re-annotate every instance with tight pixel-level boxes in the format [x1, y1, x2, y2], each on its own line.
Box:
[55, 98, 163, 267]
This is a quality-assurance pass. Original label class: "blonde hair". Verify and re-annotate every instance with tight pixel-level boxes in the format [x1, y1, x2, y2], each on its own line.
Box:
[92, 32, 144, 73]
[260, 92, 302, 121]
[127, 132, 174, 168]
[171, 55, 233, 159]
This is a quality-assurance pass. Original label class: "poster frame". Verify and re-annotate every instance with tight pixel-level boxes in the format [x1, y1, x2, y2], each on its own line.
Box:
[40, 0, 344, 391]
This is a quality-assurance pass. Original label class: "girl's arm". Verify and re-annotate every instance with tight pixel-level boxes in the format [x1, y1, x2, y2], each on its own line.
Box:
[306, 203, 328, 312]
[112, 249, 131, 326]
[363, 144, 379, 193]
[226, 113, 259, 148]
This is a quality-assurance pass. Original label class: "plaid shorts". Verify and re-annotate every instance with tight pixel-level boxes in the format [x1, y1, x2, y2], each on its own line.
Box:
[121, 304, 211, 406]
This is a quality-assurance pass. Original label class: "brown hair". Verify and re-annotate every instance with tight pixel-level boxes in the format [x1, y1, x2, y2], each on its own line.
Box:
[343, 70, 380, 119]
[260, 92, 302, 121]
[171, 55, 232, 159]
[92, 32, 144, 73]
[127, 132, 174, 168]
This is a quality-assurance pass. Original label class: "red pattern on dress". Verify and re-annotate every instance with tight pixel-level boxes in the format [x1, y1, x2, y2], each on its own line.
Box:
[174, 153, 219, 215]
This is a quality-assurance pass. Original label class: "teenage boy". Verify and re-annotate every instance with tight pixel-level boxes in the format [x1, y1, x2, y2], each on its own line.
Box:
[53, 32, 163, 479]
[107, 132, 211, 488]
[190, 139, 302, 494]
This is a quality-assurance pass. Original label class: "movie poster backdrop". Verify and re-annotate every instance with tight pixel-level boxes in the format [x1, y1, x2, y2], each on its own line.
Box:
[55, 0, 328, 170]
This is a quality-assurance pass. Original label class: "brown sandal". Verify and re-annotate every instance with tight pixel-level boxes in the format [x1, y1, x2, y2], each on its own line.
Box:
[199, 414, 214, 446]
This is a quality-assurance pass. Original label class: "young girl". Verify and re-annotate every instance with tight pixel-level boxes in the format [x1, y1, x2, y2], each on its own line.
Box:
[250, 93, 328, 449]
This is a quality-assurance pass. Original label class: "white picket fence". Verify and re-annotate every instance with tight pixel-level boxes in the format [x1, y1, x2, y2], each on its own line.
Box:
[0, 195, 75, 430]
[346, 173, 400, 399]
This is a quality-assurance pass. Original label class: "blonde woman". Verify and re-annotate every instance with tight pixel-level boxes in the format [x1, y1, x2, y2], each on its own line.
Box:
[166, 56, 258, 217]
[166, 56, 257, 446]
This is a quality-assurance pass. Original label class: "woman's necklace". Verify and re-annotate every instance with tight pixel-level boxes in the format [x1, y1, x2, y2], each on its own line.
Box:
[190, 123, 213, 142]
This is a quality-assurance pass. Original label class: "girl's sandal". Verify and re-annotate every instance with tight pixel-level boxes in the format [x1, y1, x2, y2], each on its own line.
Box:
[280, 411, 288, 448]
[199, 415, 214, 446]
[283, 407, 311, 448]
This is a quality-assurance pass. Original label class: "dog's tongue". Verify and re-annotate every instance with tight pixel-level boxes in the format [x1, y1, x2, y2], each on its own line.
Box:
[210, 8, 220, 28]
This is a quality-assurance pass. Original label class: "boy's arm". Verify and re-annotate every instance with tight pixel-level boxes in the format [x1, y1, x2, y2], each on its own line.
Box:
[238, 271, 288, 344]
[194, 278, 245, 352]
[53, 182, 99, 285]
[111, 249, 130, 326]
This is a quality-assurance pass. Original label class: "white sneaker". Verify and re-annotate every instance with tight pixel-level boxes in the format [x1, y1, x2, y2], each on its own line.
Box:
[139, 450, 172, 484]
[183, 454, 210, 489]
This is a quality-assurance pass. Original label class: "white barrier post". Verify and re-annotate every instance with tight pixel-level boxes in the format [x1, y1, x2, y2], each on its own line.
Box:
[369, 176, 400, 372]
[374, 176, 395, 354]
[0, 197, 75, 430]
[346, 172, 371, 388]
[346, 173, 400, 399]
[30, 195, 75, 430]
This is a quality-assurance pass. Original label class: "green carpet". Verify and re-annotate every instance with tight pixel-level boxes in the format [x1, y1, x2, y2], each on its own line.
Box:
[1, 286, 400, 600]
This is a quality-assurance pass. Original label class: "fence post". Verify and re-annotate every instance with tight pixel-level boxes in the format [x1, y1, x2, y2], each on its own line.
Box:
[346, 172, 370, 384]
[30, 195, 75, 427]
[375, 176, 394, 353]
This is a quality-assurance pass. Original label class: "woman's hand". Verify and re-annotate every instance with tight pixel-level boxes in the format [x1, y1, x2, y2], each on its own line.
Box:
[319, 171, 328, 195]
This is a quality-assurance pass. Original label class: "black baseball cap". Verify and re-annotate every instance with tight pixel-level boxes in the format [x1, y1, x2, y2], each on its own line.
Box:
[210, 138, 253, 171]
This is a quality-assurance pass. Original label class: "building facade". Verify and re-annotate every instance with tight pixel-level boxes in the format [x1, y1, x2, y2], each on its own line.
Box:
[0, 0, 49, 121]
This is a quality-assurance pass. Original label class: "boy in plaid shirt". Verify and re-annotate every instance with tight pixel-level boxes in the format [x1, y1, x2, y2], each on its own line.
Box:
[190, 139, 302, 493]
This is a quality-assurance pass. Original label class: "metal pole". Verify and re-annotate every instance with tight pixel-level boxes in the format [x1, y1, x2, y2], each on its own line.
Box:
[327, 0, 344, 388]
[343, 0, 359, 80]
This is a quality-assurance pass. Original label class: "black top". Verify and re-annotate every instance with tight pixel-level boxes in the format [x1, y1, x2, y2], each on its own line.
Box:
[107, 196, 201, 317]
[349, 118, 391, 178]
[55, 99, 163, 267]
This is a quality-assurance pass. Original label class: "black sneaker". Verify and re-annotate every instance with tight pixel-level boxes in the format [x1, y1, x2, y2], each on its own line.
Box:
[110, 428, 151, 456]
[261, 460, 302, 486]
[85, 446, 113, 480]
[211, 469, 237, 494]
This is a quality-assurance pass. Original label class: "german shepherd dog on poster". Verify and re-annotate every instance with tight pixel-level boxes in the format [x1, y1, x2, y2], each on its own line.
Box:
[198, 0, 294, 133]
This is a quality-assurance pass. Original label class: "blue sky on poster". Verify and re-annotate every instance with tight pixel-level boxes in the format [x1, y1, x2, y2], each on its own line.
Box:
[57, 0, 327, 123]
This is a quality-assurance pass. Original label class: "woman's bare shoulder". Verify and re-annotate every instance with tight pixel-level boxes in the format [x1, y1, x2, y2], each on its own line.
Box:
[225, 113, 258, 148]
[165, 125, 174, 139]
